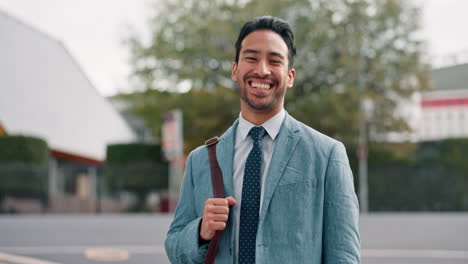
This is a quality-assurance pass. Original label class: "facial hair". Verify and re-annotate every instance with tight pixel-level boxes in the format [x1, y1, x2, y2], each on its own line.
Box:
[236, 75, 286, 112]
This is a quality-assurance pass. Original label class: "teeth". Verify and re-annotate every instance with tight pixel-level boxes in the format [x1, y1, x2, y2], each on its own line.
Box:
[251, 82, 271, 90]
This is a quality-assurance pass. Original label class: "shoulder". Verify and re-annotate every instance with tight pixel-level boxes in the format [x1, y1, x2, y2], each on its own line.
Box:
[186, 144, 208, 167]
[186, 121, 237, 169]
[286, 115, 339, 147]
[285, 114, 348, 160]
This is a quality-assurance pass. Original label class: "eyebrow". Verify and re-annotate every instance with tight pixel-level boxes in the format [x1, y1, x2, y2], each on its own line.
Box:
[269, 52, 285, 60]
[242, 49, 260, 55]
[242, 49, 285, 60]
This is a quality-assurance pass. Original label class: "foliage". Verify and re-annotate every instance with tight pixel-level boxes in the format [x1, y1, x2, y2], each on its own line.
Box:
[417, 138, 468, 171]
[0, 135, 49, 165]
[105, 143, 169, 210]
[348, 139, 468, 211]
[125, 0, 430, 146]
[107, 142, 165, 165]
[0, 163, 48, 200]
[115, 87, 239, 154]
[0, 135, 49, 201]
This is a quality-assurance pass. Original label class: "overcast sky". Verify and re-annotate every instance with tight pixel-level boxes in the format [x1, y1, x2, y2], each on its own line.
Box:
[1, 0, 467, 96]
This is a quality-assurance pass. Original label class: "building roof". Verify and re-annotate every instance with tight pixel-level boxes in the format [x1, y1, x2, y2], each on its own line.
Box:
[432, 63, 468, 91]
[0, 10, 136, 161]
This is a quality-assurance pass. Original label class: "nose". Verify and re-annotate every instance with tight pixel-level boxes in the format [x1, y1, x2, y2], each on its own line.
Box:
[254, 59, 271, 76]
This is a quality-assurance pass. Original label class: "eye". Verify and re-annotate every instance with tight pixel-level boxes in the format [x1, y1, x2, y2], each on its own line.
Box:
[245, 57, 257, 61]
[271, 60, 282, 65]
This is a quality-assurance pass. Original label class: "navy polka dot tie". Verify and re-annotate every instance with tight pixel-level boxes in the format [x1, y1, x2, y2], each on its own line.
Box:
[239, 126, 266, 264]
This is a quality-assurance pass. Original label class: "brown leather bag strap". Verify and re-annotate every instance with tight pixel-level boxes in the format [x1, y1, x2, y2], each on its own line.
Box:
[204, 136, 225, 264]
[206, 137, 225, 198]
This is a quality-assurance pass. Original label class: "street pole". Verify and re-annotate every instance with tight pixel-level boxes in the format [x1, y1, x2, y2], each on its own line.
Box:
[355, 4, 369, 213]
[358, 102, 369, 213]
[162, 109, 184, 213]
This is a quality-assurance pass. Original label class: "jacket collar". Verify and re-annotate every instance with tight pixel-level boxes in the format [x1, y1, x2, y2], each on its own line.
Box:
[259, 113, 301, 221]
[215, 118, 239, 197]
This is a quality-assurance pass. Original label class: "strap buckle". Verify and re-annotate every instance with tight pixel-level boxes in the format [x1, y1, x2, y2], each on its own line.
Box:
[205, 136, 219, 146]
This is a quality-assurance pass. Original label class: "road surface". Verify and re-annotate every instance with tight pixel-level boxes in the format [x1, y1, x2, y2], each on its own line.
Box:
[1, 213, 467, 263]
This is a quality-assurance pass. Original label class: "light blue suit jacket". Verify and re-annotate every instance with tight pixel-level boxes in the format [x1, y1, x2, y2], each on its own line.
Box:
[165, 114, 360, 263]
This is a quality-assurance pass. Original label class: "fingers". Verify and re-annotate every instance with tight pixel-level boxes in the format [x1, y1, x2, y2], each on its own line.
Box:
[200, 197, 236, 240]
[209, 221, 227, 231]
[207, 198, 229, 206]
[206, 204, 229, 214]
[209, 213, 229, 222]
[226, 196, 237, 206]
[205, 197, 237, 206]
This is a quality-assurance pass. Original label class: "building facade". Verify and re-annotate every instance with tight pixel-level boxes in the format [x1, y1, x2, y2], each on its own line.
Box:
[416, 63, 468, 141]
[0, 10, 136, 213]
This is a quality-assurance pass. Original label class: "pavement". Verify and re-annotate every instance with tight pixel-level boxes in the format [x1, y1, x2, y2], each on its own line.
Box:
[0, 213, 467, 263]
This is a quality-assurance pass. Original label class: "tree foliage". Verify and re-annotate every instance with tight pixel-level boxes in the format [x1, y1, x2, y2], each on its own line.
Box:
[115, 87, 239, 154]
[124, 0, 430, 147]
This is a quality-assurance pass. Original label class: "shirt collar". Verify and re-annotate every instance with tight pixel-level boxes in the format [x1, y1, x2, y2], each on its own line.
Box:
[237, 109, 286, 142]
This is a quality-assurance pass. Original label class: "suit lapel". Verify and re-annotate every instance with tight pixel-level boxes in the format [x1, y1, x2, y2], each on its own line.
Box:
[260, 114, 300, 221]
[215, 119, 238, 198]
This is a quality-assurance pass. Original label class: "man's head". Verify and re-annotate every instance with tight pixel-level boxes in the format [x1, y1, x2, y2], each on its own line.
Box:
[231, 16, 296, 120]
[234, 16, 296, 70]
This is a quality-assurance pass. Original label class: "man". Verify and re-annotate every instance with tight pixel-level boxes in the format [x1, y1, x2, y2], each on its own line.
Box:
[165, 16, 360, 263]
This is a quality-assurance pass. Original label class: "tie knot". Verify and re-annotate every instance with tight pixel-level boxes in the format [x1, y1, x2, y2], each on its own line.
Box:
[249, 126, 266, 141]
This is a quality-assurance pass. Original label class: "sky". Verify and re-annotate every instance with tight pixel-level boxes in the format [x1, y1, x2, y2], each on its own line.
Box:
[0, 0, 468, 96]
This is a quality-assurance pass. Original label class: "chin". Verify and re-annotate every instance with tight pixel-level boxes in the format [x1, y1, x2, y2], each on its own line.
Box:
[247, 101, 274, 111]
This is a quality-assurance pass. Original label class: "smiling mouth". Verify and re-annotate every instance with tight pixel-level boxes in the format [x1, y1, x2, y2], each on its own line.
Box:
[249, 81, 272, 90]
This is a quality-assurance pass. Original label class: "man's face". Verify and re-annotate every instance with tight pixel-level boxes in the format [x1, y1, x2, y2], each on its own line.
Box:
[232, 30, 295, 114]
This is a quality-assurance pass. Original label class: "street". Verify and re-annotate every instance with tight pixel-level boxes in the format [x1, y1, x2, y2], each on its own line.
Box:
[1, 213, 467, 263]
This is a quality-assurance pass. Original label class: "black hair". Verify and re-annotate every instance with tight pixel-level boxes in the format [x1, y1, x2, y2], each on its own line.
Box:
[234, 16, 296, 69]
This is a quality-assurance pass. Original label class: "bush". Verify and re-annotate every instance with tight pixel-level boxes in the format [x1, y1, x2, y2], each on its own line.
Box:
[0, 135, 49, 201]
[349, 139, 468, 211]
[105, 143, 169, 211]
[0, 135, 48, 165]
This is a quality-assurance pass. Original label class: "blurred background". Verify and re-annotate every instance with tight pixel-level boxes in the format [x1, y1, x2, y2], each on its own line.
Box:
[0, 0, 467, 263]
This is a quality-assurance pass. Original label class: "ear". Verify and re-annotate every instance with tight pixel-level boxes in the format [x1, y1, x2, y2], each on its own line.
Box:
[231, 61, 238, 81]
[287, 68, 296, 88]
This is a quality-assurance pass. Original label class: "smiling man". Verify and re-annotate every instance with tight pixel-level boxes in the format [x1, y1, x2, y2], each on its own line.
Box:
[165, 16, 360, 264]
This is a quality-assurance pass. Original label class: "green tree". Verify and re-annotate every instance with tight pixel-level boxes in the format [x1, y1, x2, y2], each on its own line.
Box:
[125, 0, 430, 147]
[115, 86, 239, 154]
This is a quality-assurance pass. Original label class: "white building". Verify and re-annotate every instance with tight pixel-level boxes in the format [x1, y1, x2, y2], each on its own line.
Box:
[416, 63, 468, 141]
[0, 9, 136, 212]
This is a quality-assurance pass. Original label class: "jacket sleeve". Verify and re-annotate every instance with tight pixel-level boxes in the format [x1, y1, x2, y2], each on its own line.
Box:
[322, 142, 361, 263]
[165, 152, 209, 263]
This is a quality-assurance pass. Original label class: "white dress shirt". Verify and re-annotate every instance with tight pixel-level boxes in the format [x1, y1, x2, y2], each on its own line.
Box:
[233, 109, 285, 261]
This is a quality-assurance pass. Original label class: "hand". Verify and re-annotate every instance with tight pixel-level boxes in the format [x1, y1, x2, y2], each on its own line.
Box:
[200, 196, 236, 241]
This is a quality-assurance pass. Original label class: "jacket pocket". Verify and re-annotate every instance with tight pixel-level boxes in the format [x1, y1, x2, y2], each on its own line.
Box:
[277, 166, 317, 187]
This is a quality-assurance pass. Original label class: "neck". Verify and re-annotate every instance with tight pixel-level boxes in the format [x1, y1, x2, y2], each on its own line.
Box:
[241, 105, 283, 126]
